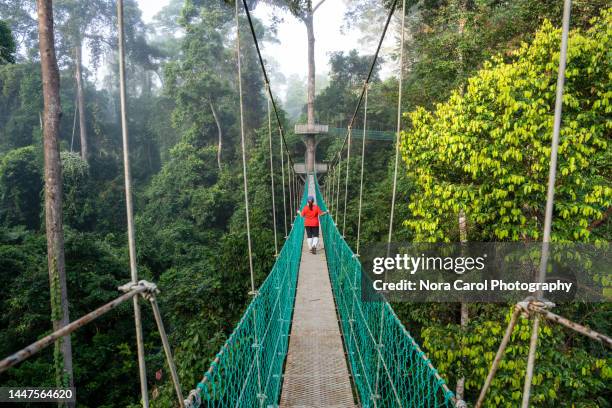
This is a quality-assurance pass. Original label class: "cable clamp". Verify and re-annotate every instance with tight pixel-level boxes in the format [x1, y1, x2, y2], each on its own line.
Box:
[249, 290, 260, 297]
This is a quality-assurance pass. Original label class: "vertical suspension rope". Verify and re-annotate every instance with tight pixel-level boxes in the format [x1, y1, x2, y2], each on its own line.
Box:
[117, 1, 148, 406]
[235, 0, 255, 297]
[294, 172, 298, 210]
[70, 94, 78, 152]
[342, 126, 352, 235]
[234, 1, 263, 401]
[325, 167, 333, 204]
[327, 166, 333, 211]
[288, 158, 294, 223]
[280, 127, 288, 237]
[266, 85, 279, 255]
[376, 0, 406, 400]
[294, 173, 298, 213]
[356, 85, 368, 255]
[387, 0, 407, 245]
[522, 1, 571, 406]
[335, 152, 342, 222]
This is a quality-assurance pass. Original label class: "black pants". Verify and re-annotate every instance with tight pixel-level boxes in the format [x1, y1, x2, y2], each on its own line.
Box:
[305, 226, 319, 238]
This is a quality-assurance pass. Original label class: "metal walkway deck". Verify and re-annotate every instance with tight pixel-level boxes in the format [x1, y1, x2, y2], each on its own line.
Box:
[280, 176, 355, 407]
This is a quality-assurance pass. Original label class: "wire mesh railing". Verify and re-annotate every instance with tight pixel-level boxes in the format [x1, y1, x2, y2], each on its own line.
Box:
[315, 179, 457, 407]
[187, 188, 308, 407]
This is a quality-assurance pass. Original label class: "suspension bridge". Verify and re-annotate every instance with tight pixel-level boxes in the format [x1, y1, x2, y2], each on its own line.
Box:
[1, 0, 610, 407]
[181, 174, 456, 407]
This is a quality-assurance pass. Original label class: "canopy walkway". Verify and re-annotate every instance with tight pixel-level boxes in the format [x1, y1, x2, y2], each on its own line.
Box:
[185, 175, 456, 407]
[3, 1, 611, 408]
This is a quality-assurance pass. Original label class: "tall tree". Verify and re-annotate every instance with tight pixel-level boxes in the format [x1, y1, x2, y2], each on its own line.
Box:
[35, 0, 74, 395]
[53, 0, 116, 164]
[257, 0, 328, 171]
[0, 20, 16, 64]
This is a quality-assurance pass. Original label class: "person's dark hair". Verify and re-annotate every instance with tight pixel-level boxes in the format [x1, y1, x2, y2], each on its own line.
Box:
[308, 199, 313, 210]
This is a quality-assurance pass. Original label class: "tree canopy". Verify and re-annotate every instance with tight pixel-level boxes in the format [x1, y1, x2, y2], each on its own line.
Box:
[0, 1, 610, 406]
[401, 11, 611, 243]
[0, 20, 16, 64]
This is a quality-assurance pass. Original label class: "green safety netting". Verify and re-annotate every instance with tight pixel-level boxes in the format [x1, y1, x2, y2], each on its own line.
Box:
[314, 179, 457, 407]
[191, 177, 454, 407]
[191, 187, 308, 407]
[327, 127, 395, 141]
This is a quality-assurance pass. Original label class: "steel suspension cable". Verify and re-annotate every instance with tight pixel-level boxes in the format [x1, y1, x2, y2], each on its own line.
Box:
[356, 85, 368, 255]
[240, 0, 296, 170]
[266, 85, 279, 255]
[328, 0, 398, 169]
[239, 0, 300, 240]
[234, 1, 263, 400]
[342, 126, 352, 235]
[117, 1, 148, 405]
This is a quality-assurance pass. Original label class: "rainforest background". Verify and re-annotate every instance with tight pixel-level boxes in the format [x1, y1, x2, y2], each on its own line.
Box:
[0, 0, 610, 406]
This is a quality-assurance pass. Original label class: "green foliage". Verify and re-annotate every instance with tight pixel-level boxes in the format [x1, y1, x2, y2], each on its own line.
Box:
[0, 146, 42, 229]
[401, 11, 611, 243]
[316, 50, 381, 127]
[395, 11, 612, 407]
[420, 304, 612, 406]
[0, 62, 42, 151]
[0, 0, 610, 406]
[0, 228, 150, 406]
[0, 20, 16, 64]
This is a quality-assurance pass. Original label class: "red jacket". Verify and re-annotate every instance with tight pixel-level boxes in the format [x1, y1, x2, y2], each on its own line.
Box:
[301, 204, 322, 227]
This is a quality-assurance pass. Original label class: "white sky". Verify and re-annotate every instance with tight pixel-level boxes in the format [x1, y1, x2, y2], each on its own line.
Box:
[136, 0, 395, 90]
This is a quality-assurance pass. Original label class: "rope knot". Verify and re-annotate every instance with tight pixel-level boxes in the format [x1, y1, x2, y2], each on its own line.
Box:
[118, 280, 159, 299]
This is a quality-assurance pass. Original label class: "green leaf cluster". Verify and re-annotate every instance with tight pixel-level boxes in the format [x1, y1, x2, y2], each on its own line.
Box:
[401, 10, 611, 243]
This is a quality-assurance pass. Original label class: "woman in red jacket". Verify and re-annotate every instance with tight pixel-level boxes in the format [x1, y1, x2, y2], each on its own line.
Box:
[297, 195, 328, 254]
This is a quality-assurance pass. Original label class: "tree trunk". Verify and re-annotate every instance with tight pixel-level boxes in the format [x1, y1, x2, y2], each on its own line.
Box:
[74, 40, 88, 163]
[456, 0, 467, 90]
[36, 0, 75, 399]
[210, 100, 223, 170]
[304, 8, 316, 173]
[305, 11, 315, 126]
[456, 208, 468, 400]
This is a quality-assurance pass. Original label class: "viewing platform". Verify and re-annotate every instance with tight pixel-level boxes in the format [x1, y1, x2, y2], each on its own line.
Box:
[294, 124, 329, 135]
[293, 163, 328, 174]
